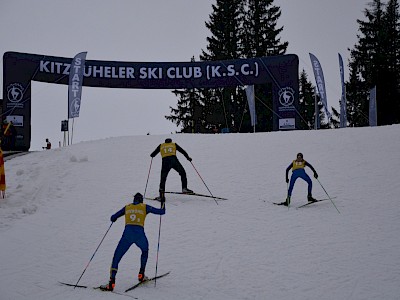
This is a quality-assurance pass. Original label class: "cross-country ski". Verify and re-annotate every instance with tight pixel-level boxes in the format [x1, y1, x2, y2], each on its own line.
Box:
[165, 191, 227, 200]
[58, 282, 138, 299]
[273, 197, 337, 207]
[146, 191, 227, 201]
[125, 271, 171, 292]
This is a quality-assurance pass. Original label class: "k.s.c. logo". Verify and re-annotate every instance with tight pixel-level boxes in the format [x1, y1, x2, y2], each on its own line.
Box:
[7, 83, 24, 103]
[278, 87, 295, 107]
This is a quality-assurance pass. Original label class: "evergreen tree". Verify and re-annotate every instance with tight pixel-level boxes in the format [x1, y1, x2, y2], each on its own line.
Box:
[298, 69, 329, 130]
[346, 60, 370, 126]
[240, 0, 288, 58]
[167, 0, 290, 132]
[166, 57, 205, 133]
[346, 0, 400, 126]
[330, 107, 341, 129]
[382, 0, 400, 123]
[166, 88, 199, 133]
[239, 0, 288, 132]
[298, 70, 315, 130]
[202, 0, 242, 61]
[200, 0, 243, 132]
[201, 88, 225, 132]
[167, 83, 224, 133]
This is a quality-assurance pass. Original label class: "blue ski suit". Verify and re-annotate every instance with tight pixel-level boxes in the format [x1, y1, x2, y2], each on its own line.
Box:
[286, 159, 318, 197]
[109, 201, 165, 279]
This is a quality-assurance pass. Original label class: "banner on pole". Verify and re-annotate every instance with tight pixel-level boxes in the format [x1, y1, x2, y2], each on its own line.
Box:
[369, 86, 377, 126]
[338, 53, 347, 128]
[309, 53, 331, 120]
[68, 52, 87, 118]
[245, 85, 257, 127]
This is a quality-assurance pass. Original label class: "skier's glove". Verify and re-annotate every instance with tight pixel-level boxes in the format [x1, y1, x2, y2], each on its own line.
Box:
[286, 178, 289, 183]
[314, 173, 318, 179]
[187, 157, 192, 162]
[110, 215, 117, 222]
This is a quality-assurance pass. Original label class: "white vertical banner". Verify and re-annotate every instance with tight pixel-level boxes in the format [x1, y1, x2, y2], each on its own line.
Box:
[338, 53, 347, 128]
[309, 53, 331, 120]
[369, 86, 377, 126]
[245, 85, 257, 131]
[68, 52, 87, 119]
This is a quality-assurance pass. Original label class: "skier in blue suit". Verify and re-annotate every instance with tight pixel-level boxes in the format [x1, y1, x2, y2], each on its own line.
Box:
[284, 153, 318, 206]
[100, 193, 165, 291]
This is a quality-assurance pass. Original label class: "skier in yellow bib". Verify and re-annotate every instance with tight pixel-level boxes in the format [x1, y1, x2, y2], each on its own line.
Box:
[150, 138, 193, 194]
[100, 193, 165, 291]
[284, 153, 318, 206]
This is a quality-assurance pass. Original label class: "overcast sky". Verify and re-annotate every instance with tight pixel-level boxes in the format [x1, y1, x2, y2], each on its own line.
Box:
[0, 0, 368, 150]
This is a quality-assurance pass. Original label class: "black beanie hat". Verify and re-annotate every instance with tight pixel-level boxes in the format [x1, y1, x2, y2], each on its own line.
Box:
[165, 138, 172, 143]
[133, 193, 143, 203]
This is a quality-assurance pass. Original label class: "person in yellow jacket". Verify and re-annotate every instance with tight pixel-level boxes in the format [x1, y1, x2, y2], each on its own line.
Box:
[150, 138, 193, 194]
[284, 153, 318, 206]
[100, 193, 165, 291]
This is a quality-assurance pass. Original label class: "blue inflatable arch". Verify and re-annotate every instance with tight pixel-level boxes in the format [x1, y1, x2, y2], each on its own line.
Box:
[3, 52, 299, 150]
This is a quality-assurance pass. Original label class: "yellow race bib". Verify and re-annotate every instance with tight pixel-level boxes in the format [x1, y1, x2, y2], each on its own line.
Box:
[292, 160, 306, 170]
[124, 203, 147, 227]
[160, 142, 176, 158]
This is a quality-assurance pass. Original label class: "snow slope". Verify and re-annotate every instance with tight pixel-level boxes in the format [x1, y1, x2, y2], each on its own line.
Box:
[1, 125, 400, 300]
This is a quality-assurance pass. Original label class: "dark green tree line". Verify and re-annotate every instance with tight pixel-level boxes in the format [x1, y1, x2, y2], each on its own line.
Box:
[167, 0, 289, 133]
[346, 0, 400, 126]
[298, 70, 329, 130]
[168, 0, 400, 131]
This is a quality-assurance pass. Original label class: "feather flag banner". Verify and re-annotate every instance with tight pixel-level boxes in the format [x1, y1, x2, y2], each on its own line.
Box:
[309, 53, 331, 120]
[68, 52, 87, 119]
[245, 85, 257, 129]
[338, 53, 347, 128]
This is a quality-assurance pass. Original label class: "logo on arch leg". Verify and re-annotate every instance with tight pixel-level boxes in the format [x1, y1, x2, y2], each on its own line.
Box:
[7, 83, 24, 103]
[278, 87, 295, 107]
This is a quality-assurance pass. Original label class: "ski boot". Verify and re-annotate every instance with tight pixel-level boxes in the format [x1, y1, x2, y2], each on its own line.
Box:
[99, 278, 115, 291]
[182, 187, 193, 194]
[307, 195, 317, 203]
[283, 196, 291, 206]
[155, 190, 166, 203]
[138, 269, 148, 282]
[154, 189, 165, 202]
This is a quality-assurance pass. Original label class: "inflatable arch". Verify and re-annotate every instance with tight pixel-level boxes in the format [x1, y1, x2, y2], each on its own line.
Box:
[3, 52, 299, 150]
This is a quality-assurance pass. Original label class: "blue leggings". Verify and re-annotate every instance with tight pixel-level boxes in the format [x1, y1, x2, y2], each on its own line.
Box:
[288, 169, 312, 197]
[110, 226, 149, 279]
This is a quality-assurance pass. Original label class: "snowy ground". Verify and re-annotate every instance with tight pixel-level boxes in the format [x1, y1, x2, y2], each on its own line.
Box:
[1, 125, 400, 300]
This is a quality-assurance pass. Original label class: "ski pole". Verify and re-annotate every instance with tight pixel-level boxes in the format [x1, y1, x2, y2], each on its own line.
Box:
[154, 201, 164, 287]
[190, 161, 218, 205]
[73, 222, 113, 288]
[316, 178, 340, 214]
[286, 182, 290, 210]
[143, 157, 153, 198]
